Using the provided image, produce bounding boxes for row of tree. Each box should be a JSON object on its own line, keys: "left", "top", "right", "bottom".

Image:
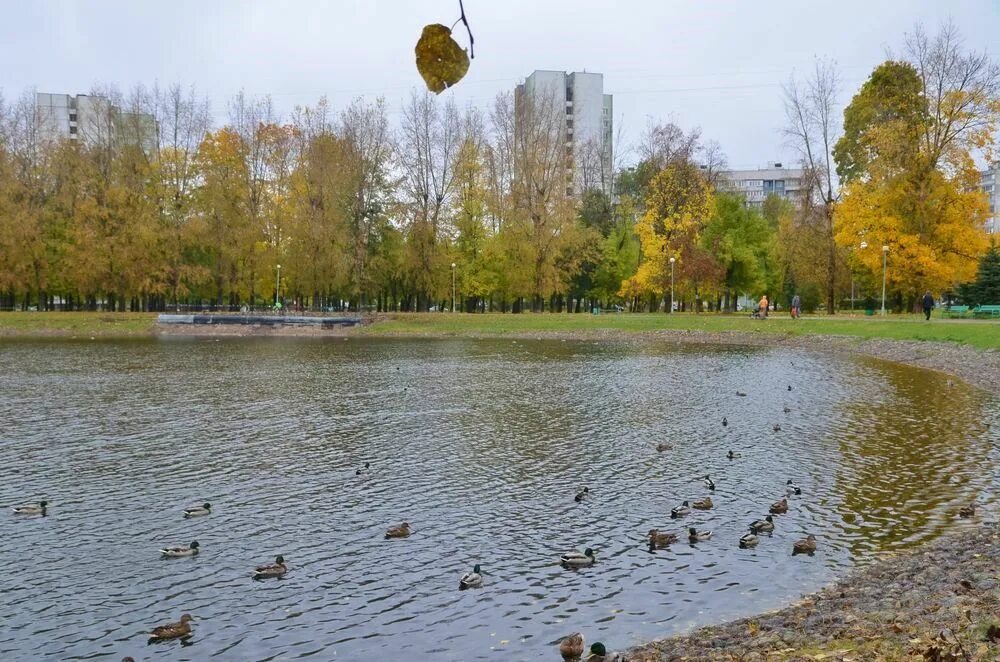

{"left": 0, "top": 23, "right": 996, "bottom": 313}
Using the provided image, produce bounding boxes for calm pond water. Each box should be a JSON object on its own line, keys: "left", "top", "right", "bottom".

{"left": 1, "top": 337, "right": 996, "bottom": 661}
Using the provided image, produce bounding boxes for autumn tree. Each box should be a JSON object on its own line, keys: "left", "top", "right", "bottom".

{"left": 783, "top": 58, "right": 843, "bottom": 314}
{"left": 833, "top": 24, "right": 998, "bottom": 305}
{"left": 622, "top": 160, "right": 717, "bottom": 311}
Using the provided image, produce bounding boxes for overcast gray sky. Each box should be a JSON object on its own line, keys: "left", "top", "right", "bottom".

{"left": 2, "top": 0, "right": 998, "bottom": 169}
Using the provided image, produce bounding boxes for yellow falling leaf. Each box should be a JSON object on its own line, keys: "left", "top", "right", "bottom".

{"left": 415, "top": 24, "right": 469, "bottom": 94}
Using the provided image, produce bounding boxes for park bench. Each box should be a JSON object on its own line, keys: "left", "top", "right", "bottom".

{"left": 943, "top": 305, "right": 970, "bottom": 318}
{"left": 973, "top": 304, "right": 1000, "bottom": 318}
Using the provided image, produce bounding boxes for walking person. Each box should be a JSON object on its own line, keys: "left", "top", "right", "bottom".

{"left": 791, "top": 293, "right": 801, "bottom": 319}
{"left": 759, "top": 294, "right": 769, "bottom": 319}
{"left": 922, "top": 291, "right": 935, "bottom": 321}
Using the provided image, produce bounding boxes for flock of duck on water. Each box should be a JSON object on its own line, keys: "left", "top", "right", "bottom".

{"left": 9, "top": 383, "right": 980, "bottom": 662}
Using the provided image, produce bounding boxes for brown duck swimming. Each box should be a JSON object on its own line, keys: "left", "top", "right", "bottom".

{"left": 147, "top": 614, "right": 193, "bottom": 644}
{"left": 559, "top": 632, "right": 584, "bottom": 660}
{"left": 385, "top": 522, "right": 411, "bottom": 539}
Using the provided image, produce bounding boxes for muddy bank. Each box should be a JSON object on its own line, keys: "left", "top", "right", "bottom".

{"left": 627, "top": 524, "right": 999, "bottom": 661}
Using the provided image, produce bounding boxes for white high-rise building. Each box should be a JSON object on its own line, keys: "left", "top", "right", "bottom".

{"left": 515, "top": 70, "right": 613, "bottom": 197}
{"left": 979, "top": 165, "right": 998, "bottom": 234}
{"left": 716, "top": 163, "right": 806, "bottom": 208}
{"left": 35, "top": 92, "right": 157, "bottom": 153}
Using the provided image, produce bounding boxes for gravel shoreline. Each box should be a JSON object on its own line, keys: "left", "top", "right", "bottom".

{"left": 627, "top": 524, "right": 999, "bottom": 661}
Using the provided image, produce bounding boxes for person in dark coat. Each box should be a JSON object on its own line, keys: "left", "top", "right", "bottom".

{"left": 922, "top": 291, "right": 935, "bottom": 321}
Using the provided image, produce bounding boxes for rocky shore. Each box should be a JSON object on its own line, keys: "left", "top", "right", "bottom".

{"left": 627, "top": 524, "right": 999, "bottom": 661}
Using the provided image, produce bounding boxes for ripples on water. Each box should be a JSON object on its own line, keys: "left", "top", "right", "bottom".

{"left": 0, "top": 338, "right": 995, "bottom": 660}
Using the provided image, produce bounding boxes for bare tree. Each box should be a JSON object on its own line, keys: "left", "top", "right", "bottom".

{"left": 905, "top": 21, "right": 1000, "bottom": 172}
{"left": 339, "top": 96, "right": 394, "bottom": 307}
{"left": 698, "top": 139, "right": 728, "bottom": 188}
{"left": 783, "top": 58, "right": 841, "bottom": 314}
{"left": 638, "top": 118, "right": 701, "bottom": 169}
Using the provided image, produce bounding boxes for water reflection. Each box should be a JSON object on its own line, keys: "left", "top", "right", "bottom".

{"left": 0, "top": 337, "right": 994, "bottom": 660}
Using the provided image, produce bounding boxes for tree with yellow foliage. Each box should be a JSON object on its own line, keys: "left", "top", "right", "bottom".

{"left": 621, "top": 161, "right": 716, "bottom": 311}
{"left": 833, "top": 24, "right": 998, "bottom": 308}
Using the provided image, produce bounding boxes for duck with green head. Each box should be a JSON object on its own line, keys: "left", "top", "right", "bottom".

{"left": 12, "top": 500, "right": 47, "bottom": 516}
{"left": 459, "top": 563, "right": 482, "bottom": 589}
{"left": 670, "top": 501, "right": 690, "bottom": 518}
{"left": 253, "top": 555, "right": 287, "bottom": 579}
{"left": 183, "top": 503, "right": 211, "bottom": 518}
{"left": 560, "top": 548, "right": 595, "bottom": 567}
{"left": 750, "top": 515, "right": 774, "bottom": 533}
{"left": 688, "top": 527, "right": 711, "bottom": 543}
{"left": 585, "top": 642, "right": 629, "bottom": 661}
{"left": 739, "top": 528, "right": 759, "bottom": 548}
{"left": 160, "top": 541, "right": 199, "bottom": 558}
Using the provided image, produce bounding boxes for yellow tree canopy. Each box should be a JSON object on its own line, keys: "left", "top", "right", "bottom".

{"left": 834, "top": 162, "right": 989, "bottom": 295}
{"left": 622, "top": 162, "right": 714, "bottom": 298}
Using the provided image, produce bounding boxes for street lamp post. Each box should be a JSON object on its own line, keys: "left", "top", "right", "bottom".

{"left": 880, "top": 245, "right": 889, "bottom": 316}
{"left": 275, "top": 264, "right": 281, "bottom": 308}
{"left": 855, "top": 241, "right": 868, "bottom": 314}
{"left": 451, "top": 262, "right": 456, "bottom": 313}
{"left": 669, "top": 256, "right": 676, "bottom": 314}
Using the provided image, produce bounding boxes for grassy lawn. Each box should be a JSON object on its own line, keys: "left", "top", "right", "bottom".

{"left": 0, "top": 312, "right": 156, "bottom": 337}
{"left": 367, "top": 312, "right": 1000, "bottom": 349}
{"left": 0, "top": 311, "right": 996, "bottom": 349}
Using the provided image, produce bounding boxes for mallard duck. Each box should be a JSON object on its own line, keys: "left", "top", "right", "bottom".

{"left": 147, "top": 614, "right": 193, "bottom": 644}
{"left": 560, "top": 548, "right": 596, "bottom": 567}
{"left": 459, "top": 563, "right": 483, "bottom": 589}
{"left": 656, "top": 442, "right": 672, "bottom": 452}
{"left": 11, "top": 500, "right": 47, "bottom": 516}
{"left": 786, "top": 480, "right": 802, "bottom": 496}
{"left": 253, "top": 555, "right": 287, "bottom": 579}
{"left": 772, "top": 424, "right": 782, "bottom": 432}
{"left": 183, "top": 503, "right": 211, "bottom": 518}
{"left": 722, "top": 417, "right": 728, "bottom": 427}
{"left": 355, "top": 462, "right": 370, "bottom": 476}
{"left": 792, "top": 534, "right": 817, "bottom": 555}
{"left": 702, "top": 475, "right": 716, "bottom": 491}
{"left": 559, "top": 632, "right": 585, "bottom": 660}
{"left": 575, "top": 487, "right": 590, "bottom": 502}
{"left": 739, "top": 530, "right": 759, "bottom": 548}
{"left": 692, "top": 496, "right": 713, "bottom": 510}
{"left": 770, "top": 497, "right": 788, "bottom": 514}
{"left": 647, "top": 529, "right": 678, "bottom": 549}
{"left": 750, "top": 515, "right": 774, "bottom": 533}
{"left": 727, "top": 450, "right": 740, "bottom": 459}
{"left": 160, "top": 541, "right": 199, "bottom": 558}
{"left": 688, "top": 527, "right": 711, "bottom": 542}
{"left": 385, "top": 522, "right": 411, "bottom": 539}
{"left": 586, "top": 641, "right": 629, "bottom": 661}
{"left": 670, "top": 501, "right": 690, "bottom": 518}
{"left": 736, "top": 391, "right": 747, "bottom": 397}
{"left": 958, "top": 504, "right": 976, "bottom": 518}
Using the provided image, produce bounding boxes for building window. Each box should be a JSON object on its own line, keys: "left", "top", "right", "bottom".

{"left": 565, "top": 86, "right": 573, "bottom": 102}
